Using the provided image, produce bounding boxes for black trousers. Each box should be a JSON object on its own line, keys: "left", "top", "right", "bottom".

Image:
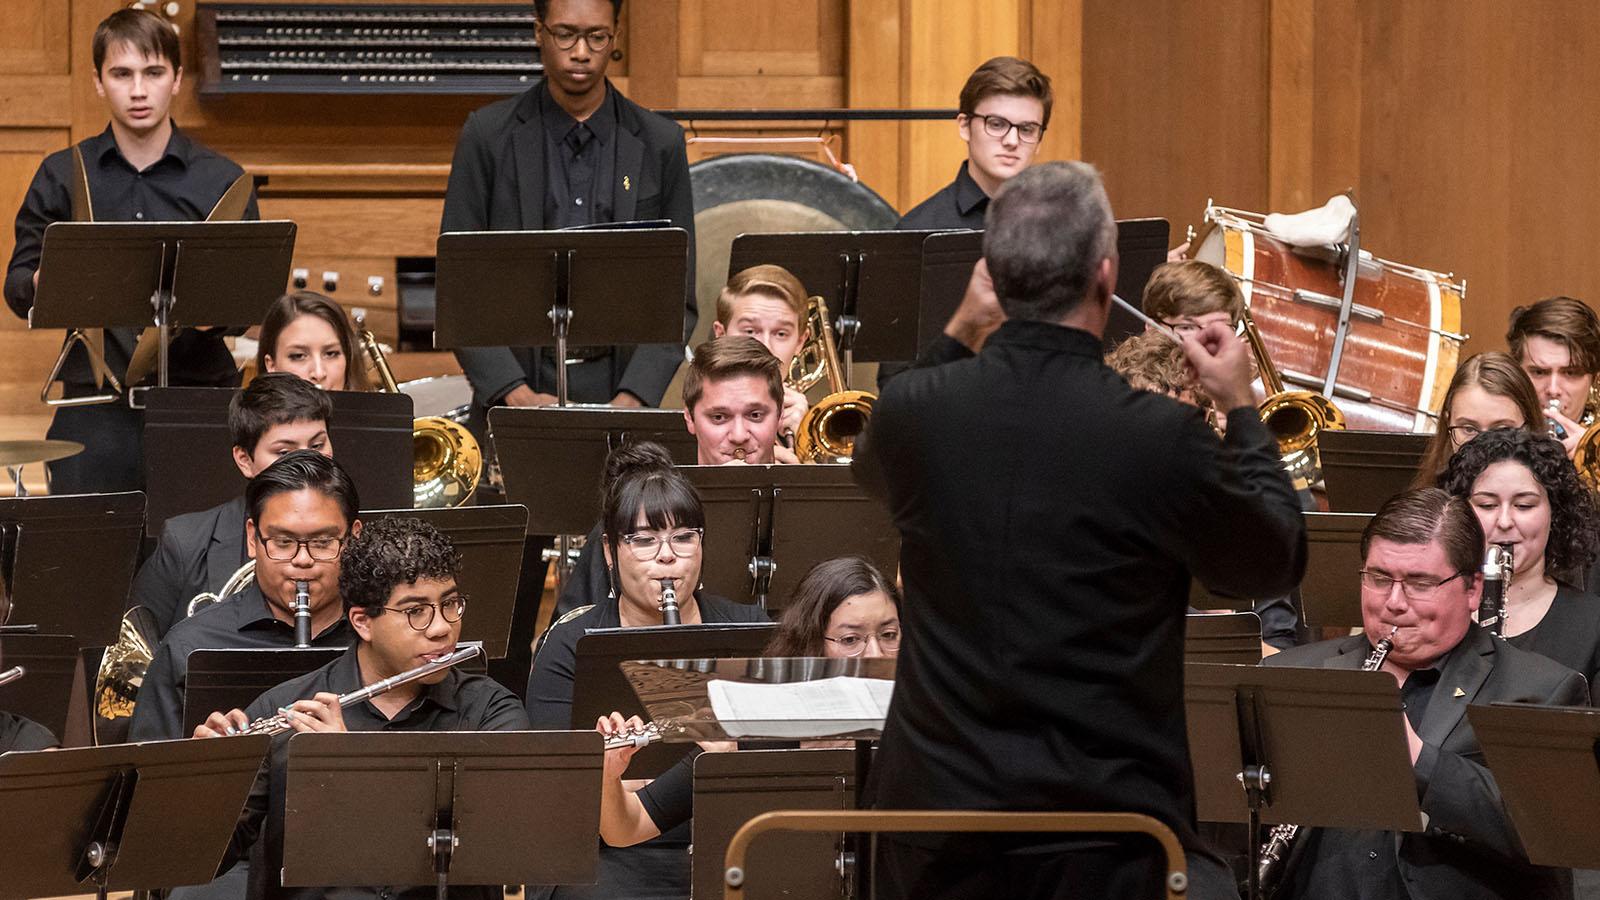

{"left": 44, "top": 399, "right": 143, "bottom": 495}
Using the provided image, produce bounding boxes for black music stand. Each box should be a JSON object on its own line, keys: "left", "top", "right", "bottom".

{"left": 728, "top": 231, "right": 927, "bottom": 372}
{"left": 571, "top": 622, "right": 775, "bottom": 778}
{"left": 1320, "top": 430, "right": 1430, "bottom": 513}
{"left": 693, "top": 748, "right": 856, "bottom": 900}
{"left": 434, "top": 228, "right": 690, "bottom": 405}
{"left": 487, "top": 406, "right": 700, "bottom": 536}
{"left": 1185, "top": 613, "right": 1263, "bottom": 665}
{"left": 362, "top": 504, "right": 529, "bottom": 657}
{"left": 281, "top": 731, "right": 603, "bottom": 898}
{"left": 32, "top": 221, "right": 295, "bottom": 399}
{"left": 1185, "top": 663, "right": 1422, "bottom": 900}
{"left": 0, "top": 734, "right": 271, "bottom": 900}
{"left": 142, "top": 387, "right": 414, "bottom": 533}
{"left": 1469, "top": 702, "right": 1600, "bottom": 869}
{"left": 1102, "top": 218, "right": 1173, "bottom": 348}
{"left": 0, "top": 632, "right": 78, "bottom": 743}
{"left": 1297, "top": 512, "right": 1372, "bottom": 629}
{"left": 0, "top": 492, "right": 145, "bottom": 647}
{"left": 679, "top": 464, "right": 899, "bottom": 611}
{"left": 182, "top": 647, "right": 344, "bottom": 734}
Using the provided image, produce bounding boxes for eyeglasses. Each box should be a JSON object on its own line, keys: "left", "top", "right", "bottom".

{"left": 1359, "top": 569, "right": 1465, "bottom": 600}
{"left": 1448, "top": 424, "right": 1488, "bottom": 447}
{"left": 973, "top": 114, "right": 1045, "bottom": 144}
{"left": 822, "top": 629, "right": 901, "bottom": 657}
{"left": 380, "top": 597, "right": 467, "bottom": 632}
{"left": 256, "top": 533, "right": 345, "bottom": 561}
{"left": 541, "top": 24, "right": 614, "bottom": 52}
{"left": 620, "top": 528, "right": 704, "bottom": 561}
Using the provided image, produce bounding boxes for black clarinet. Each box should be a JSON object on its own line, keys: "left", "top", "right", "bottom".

{"left": 293, "top": 579, "right": 312, "bottom": 648}
{"left": 1480, "top": 543, "right": 1515, "bottom": 636}
{"left": 659, "top": 577, "right": 681, "bottom": 626}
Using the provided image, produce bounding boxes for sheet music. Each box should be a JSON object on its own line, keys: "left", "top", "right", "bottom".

{"left": 705, "top": 676, "right": 894, "bottom": 738}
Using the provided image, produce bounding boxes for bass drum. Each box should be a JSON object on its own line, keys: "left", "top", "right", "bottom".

{"left": 1195, "top": 206, "right": 1465, "bottom": 433}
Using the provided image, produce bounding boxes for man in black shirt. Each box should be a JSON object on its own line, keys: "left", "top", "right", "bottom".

{"left": 129, "top": 374, "right": 334, "bottom": 640}
{"left": 4, "top": 10, "right": 257, "bottom": 494}
{"left": 197, "top": 516, "right": 528, "bottom": 900}
{"left": 441, "top": 0, "right": 695, "bottom": 417}
{"left": 853, "top": 161, "right": 1306, "bottom": 899}
{"left": 1267, "top": 488, "right": 1585, "bottom": 900}
{"left": 129, "top": 451, "right": 360, "bottom": 742}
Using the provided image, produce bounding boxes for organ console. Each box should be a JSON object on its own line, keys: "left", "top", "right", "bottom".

{"left": 194, "top": 3, "right": 545, "bottom": 95}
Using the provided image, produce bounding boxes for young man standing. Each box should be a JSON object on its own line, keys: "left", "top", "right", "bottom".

{"left": 442, "top": 0, "right": 695, "bottom": 419}
{"left": 128, "top": 373, "right": 334, "bottom": 639}
{"left": 710, "top": 264, "right": 812, "bottom": 440}
{"left": 681, "top": 336, "right": 789, "bottom": 466}
{"left": 4, "top": 9, "right": 257, "bottom": 494}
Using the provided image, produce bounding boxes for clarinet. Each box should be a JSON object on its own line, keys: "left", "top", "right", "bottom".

{"left": 0, "top": 665, "right": 24, "bottom": 687}
{"left": 659, "top": 577, "right": 681, "bottom": 626}
{"left": 1480, "top": 543, "right": 1515, "bottom": 636}
{"left": 1257, "top": 625, "right": 1397, "bottom": 896}
{"left": 238, "top": 643, "right": 482, "bottom": 735}
{"left": 292, "top": 579, "right": 312, "bottom": 648}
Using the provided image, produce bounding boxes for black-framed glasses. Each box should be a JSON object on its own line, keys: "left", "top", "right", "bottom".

{"left": 973, "top": 113, "right": 1044, "bottom": 144}
{"left": 1448, "top": 423, "right": 1487, "bottom": 446}
{"left": 823, "top": 629, "right": 902, "bottom": 657}
{"left": 620, "top": 528, "right": 704, "bottom": 561}
{"left": 256, "top": 533, "right": 346, "bottom": 561}
{"left": 1358, "top": 569, "right": 1464, "bottom": 600}
{"left": 541, "top": 23, "right": 614, "bottom": 52}
{"left": 381, "top": 597, "right": 467, "bottom": 631}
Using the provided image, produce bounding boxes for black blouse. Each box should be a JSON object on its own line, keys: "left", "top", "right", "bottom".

{"left": 1506, "top": 581, "right": 1600, "bottom": 700}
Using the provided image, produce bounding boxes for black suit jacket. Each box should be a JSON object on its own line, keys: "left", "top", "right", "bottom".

{"left": 852, "top": 322, "right": 1306, "bottom": 847}
{"left": 440, "top": 80, "right": 695, "bottom": 407}
{"left": 126, "top": 495, "right": 248, "bottom": 639}
{"left": 1267, "top": 626, "right": 1588, "bottom": 900}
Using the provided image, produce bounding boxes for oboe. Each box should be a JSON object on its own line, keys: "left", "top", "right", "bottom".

{"left": 0, "top": 665, "right": 24, "bottom": 687}
{"left": 238, "top": 643, "right": 483, "bottom": 735}
{"left": 659, "top": 577, "right": 680, "bottom": 626}
{"left": 1480, "top": 543, "right": 1515, "bottom": 636}
{"left": 1257, "top": 625, "right": 1397, "bottom": 896}
{"left": 292, "top": 579, "right": 312, "bottom": 648}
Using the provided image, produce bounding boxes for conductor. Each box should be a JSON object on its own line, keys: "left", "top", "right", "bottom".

{"left": 853, "top": 161, "right": 1307, "bottom": 899}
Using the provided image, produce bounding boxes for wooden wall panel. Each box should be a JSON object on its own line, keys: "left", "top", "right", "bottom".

{"left": 0, "top": 0, "right": 70, "bottom": 75}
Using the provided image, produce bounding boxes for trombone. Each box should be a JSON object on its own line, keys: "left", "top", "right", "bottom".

{"left": 787, "top": 297, "right": 876, "bottom": 463}
{"left": 1239, "top": 305, "right": 1346, "bottom": 484}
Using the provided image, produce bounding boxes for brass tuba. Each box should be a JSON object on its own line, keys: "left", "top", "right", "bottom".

{"left": 356, "top": 314, "right": 483, "bottom": 508}
{"left": 1239, "top": 304, "right": 1345, "bottom": 483}
{"left": 789, "top": 296, "right": 876, "bottom": 463}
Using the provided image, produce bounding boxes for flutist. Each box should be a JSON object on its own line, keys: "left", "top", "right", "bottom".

{"left": 195, "top": 516, "right": 528, "bottom": 900}
{"left": 1265, "top": 488, "right": 1585, "bottom": 900}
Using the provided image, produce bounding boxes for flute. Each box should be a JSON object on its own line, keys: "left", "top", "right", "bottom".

{"left": 238, "top": 643, "right": 483, "bottom": 735}
{"left": 603, "top": 722, "right": 664, "bottom": 751}
{"left": 0, "top": 665, "right": 24, "bottom": 688}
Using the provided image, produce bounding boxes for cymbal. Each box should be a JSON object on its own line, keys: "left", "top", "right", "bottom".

{"left": 0, "top": 440, "right": 84, "bottom": 467}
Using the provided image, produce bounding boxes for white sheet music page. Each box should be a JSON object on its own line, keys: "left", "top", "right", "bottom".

{"left": 706, "top": 676, "right": 895, "bottom": 738}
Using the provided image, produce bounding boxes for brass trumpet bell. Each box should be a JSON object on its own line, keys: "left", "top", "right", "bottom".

{"left": 414, "top": 416, "right": 482, "bottom": 508}
{"left": 795, "top": 390, "right": 875, "bottom": 463}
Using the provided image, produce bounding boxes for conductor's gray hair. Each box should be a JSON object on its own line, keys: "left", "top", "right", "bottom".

{"left": 982, "top": 161, "right": 1117, "bottom": 322}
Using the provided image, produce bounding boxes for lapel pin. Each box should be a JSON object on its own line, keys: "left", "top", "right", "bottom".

{"left": 1453, "top": 687, "right": 1466, "bottom": 698}
{"left": 623, "top": 175, "right": 631, "bottom": 192}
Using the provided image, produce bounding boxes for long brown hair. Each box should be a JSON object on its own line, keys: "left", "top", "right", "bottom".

{"left": 1414, "top": 352, "right": 1542, "bottom": 487}
{"left": 765, "top": 557, "right": 901, "bottom": 657}
{"left": 256, "top": 291, "right": 370, "bottom": 391}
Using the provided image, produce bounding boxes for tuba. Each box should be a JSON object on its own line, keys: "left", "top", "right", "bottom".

{"left": 1239, "top": 304, "right": 1345, "bottom": 484}
{"left": 789, "top": 297, "right": 876, "bottom": 463}
{"left": 356, "top": 314, "right": 483, "bottom": 508}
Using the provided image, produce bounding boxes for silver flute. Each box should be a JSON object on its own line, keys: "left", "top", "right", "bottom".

{"left": 0, "top": 665, "right": 24, "bottom": 687}
{"left": 1256, "top": 625, "right": 1397, "bottom": 896}
{"left": 603, "top": 722, "right": 664, "bottom": 751}
{"left": 292, "top": 579, "right": 313, "bottom": 649}
{"left": 238, "top": 643, "right": 483, "bottom": 735}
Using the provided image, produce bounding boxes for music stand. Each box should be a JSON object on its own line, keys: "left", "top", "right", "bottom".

{"left": 32, "top": 221, "right": 295, "bottom": 398}
{"left": 0, "top": 632, "right": 78, "bottom": 743}
{"left": 0, "top": 492, "right": 145, "bottom": 647}
{"left": 571, "top": 622, "right": 775, "bottom": 778}
{"left": 0, "top": 733, "right": 272, "bottom": 900}
{"left": 1185, "top": 662, "right": 1422, "bottom": 900}
{"left": 487, "top": 406, "right": 700, "bottom": 536}
{"left": 142, "top": 387, "right": 414, "bottom": 534}
{"left": 1102, "top": 218, "right": 1173, "bottom": 348}
{"left": 1185, "top": 613, "right": 1263, "bottom": 665}
{"left": 182, "top": 647, "right": 344, "bottom": 734}
{"left": 1297, "top": 512, "right": 1372, "bottom": 629}
{"left": 1469, "top": 702, "right": 1600, "bottom": 869}
{"left": 693, "top": 748, "right": 856, "bottom": 900}
{"left": 361, "top": 505, "right": 529, "bottom": 658}
{"left": 434, "top": 228, "right": 690, "bottom": 405}
{"left": 282, "top": 731, "right": 602, "bottom": 897}
{"left": 728, "top": 231, "right": 927, "bottom": 372}
{"left": 1320, "top": 430, "right": 1430, "bottom": 513}
{"left": 679, "top": 464, "right": 899, "bottom": 612}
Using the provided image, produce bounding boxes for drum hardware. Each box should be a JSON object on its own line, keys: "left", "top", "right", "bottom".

{"left": 367, "top": 276, "right": 385, "bottom": 297}
{"left": 1229, "top": 276, "right": 1468, "bottom": 341}
{"left": 0, "top": 439, "right": 84, "bottom": 497}
{"left": 0, "top": 664, "right": 24, "bottom": 687}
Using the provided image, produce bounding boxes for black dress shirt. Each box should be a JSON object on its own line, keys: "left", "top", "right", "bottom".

{"left": 896, "top": 161, "right": 990, "bottom": 232}
{"left": 854, "top": 320, "right": 1306, "bottom": 850}
{"left": 5, "top": 123, "right": 257, "bottom": 387}
{"left": 542, "top": 85, "right": 617, "bottom": 228}
{"left": 0, "top": 711, "right": 58, "bottom": 752}
{"left": 128, "top": 583, "right": 354, "bottom": 742}
{"left": 127, "top": 495, "right": 250, "bottom": 639}
{"left": 1507, "top": 581, "right": 1600, "bottom": 702}
{"left": 227, "top": 647, "right": 530, "bottom": 900}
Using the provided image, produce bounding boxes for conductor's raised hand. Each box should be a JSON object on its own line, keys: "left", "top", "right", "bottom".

{"left": 194, "top": 708, "right": 251, "bottom": 739}
{"left": 944, "top": 258, "right": 1005, "bottom": 353}
{"left": 1179, "top": 320, "right": 1255, "bottom": 413}
{"left": 283, "top": 692, "right": 346, "bottom": 733}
